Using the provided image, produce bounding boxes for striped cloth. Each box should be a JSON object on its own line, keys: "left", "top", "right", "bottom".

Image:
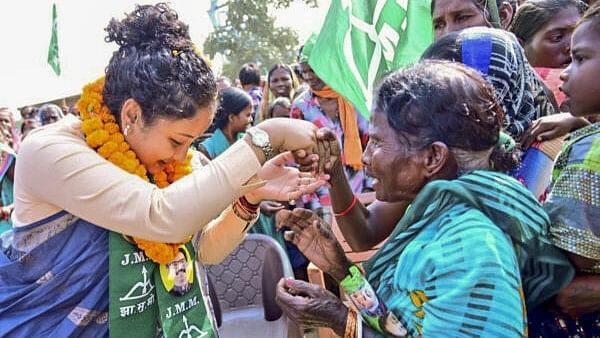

{"left": 364, "top": 171, "right": 573, "bottom": 337}
{"left": 546, "top": 122, "right": 600, "bottom": 272}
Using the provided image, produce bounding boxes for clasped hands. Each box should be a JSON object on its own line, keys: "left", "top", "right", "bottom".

{"left": 245, "top": 127, "right": 341, "bottom": 204}
{"left": 246, "top": 124, "right": 353, "bottom": 334}
{"left": 245, "top": 124, "right": 382, "bottom": 336}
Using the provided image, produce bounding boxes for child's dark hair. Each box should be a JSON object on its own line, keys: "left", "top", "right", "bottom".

{"left": 103, "top": 3, "right": 216, "bottom": 126}
{"left": 421, "top": 32, "right": 461, "bottom": 61}
{"left": 239, "top": 63, "right": 261, "bottom": 86}
{"left": 211, "top": 87, "right": 252, "bottom": 130}
{"left": 267, "top": 97, "right": 291, "bottom": 118}
{"left": 375, "top": 60, "right": 519, "bottom": 172}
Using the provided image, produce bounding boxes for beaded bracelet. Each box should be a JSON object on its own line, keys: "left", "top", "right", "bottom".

{"left": 344, "top": 307, "right": 358, "bottom": 338}
{"left": 235, "top": 196, "right": 259, "bottom": 216}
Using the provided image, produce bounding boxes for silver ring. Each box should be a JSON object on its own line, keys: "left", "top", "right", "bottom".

{"left": 288, "top": 193, "right": 296, "bottom": 206}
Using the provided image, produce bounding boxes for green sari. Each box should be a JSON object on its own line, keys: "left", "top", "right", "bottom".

{"left": 364, "top": 171, "right": 573, "bottom": 337}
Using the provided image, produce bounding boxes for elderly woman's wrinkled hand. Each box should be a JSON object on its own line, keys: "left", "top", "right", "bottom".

{"left": 292, "top": 128, "right": 341, "bottom": 175}
{"left": 276, "top": 208, "right": 351, "bottom": 281}
{"left": 275, "top": 278, "right": 348, "bottom": 336}
{"left": 245, "top": 152, "right": 329, "bottom": 204}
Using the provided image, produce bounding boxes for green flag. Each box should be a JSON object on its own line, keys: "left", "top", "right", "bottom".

{"left": 48, "top": 3, "right": 61, "bottom": 76}
{"left": 308, "top": 0, "right": 434, "bottom": 118}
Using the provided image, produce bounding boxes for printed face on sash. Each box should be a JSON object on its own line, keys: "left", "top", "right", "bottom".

{"left": 350, "top": 285, "right": 378, "bottom": 311}
{"left": 381, "top": 312, "right": 408, "bottom": 337}
{"left": 159, "top": 246, "right": 194, "bottom": 297}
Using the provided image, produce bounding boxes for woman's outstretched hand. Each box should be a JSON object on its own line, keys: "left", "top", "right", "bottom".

{"left": 277, "top": 208, "right": 351, "bottom": 282}
{"left": 245, "top": 152, "right": 329, "bottom": 204}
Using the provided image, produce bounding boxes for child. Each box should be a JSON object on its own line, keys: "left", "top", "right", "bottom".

{"left": 529, "top": 3, "right": 600, "bottom": 336}
{"left": 267, "top": 97, "right": 292, "bottom": 119}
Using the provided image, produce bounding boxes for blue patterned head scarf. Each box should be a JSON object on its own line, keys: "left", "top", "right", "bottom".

{"left": 458, "top": 27, "right": 555, "bottom": 139}
{"left": 423, "top": 27, "right": 556, "bottom": 139}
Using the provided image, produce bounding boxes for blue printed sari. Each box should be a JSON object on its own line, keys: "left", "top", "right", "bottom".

{"left": 0, "top": 212, "right": 108, "bottom": 336}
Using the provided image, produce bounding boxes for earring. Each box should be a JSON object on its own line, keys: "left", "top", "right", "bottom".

{"left": 124, "top": 125, "right": 130, "bottom": 137}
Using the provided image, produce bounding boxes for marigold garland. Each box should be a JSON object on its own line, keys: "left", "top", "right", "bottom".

{"left": 77, "top": 77, "right": 193, "bottom": 264}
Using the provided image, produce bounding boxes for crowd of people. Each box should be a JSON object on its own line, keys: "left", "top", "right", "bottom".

{"left": 0, "top": 0, "right": 599, "bottom": 337}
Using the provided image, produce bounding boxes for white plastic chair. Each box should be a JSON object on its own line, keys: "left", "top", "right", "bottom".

{"left": 206, "top": 234, "right": 293, "bottom": 338}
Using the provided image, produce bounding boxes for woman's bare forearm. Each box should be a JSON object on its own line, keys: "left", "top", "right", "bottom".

{"left": 329, "top": 163, "right": 407, "bottom": 251}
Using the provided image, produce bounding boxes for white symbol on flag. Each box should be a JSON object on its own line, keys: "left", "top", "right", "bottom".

{"left": 178, "top": 315, "right": 207, "bottom": 338}
{"left": 340, "top": 0, "right": 406, "bottom": 110}
{"left": 119, "top": 265, "right": 155, "bottom": 301}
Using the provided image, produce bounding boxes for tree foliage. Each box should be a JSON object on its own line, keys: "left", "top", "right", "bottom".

{"left": 203, "top": 0, "right": 318, "bottom": 79}
{"left": 274, "top": 0, "right": 318, "bottom": 8}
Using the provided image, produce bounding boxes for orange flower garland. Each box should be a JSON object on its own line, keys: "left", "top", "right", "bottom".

{"left": 77, "top": 77, "right": 193, "bottom": 264}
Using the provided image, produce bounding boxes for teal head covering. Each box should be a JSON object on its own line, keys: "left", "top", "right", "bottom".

{"left": 298, "top": 33, "right": 318, "bottom": 64}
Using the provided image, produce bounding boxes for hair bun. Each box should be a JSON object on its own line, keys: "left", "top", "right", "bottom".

{"left": 105, "top": 3, "right": 191, "bottom": 52}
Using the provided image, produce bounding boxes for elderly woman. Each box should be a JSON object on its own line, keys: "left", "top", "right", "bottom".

{"left": 276, "top": 61, "right": 573, "bottom": 337}
{"left": 0, "top": 107, "right": 21, "bottom": 151}
{"left": 299, "top": 27, "right": 563, "bottom": 253}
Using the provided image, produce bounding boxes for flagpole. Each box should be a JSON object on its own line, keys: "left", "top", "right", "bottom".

{"left": 47, "top": 3, "right": 61, "bottom": 76}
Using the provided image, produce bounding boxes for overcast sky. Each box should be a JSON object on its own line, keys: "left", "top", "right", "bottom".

{"left": 0, "top": 0, "right": 330, "bottom": 108}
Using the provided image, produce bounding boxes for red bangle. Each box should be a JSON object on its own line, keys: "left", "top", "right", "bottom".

{"left": 239, "top": 196, "right": 259, "bottom": 213}
{"left": 334, "top": 195, "right": 357, "bottom": 217}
